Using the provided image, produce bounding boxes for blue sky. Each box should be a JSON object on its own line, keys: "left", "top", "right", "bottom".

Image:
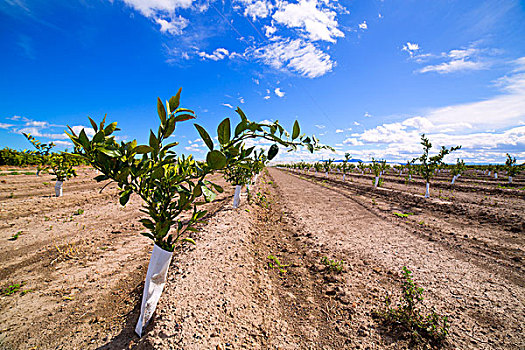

{"left": 1, "top": 0, "right": 524, "bottom": 163}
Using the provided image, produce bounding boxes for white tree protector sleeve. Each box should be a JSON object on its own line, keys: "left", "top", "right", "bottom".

{"left": 343, "top": 174, "right": 345, "bottom": 181}
{"left": 425, "top": 182, "right": 430, "bottom": 198}
{"left": 374, "top": 176, "right": 379, "bottom": 187}
{"left": 488, "top": 171, "right": 491, "bottom": 176}
{"left": 451, "top": 175, "right": 456, "bottom": 184}
{"left": 233, "top": 185, "right": 241, "bottom": 208}
{"left": 495, "top": 172, "right": 498, "bottom": 179}
{"left": 55, "top": 181, "right": 63, "bottom": 197}
{"left": 135, "top": 244, "right": 173, "bottom": 337}
{"left": 409, "top": 174, "right": 412, "bottom": 181}
{"left": 509, "top": 176, "right": 513, "bottom": 183}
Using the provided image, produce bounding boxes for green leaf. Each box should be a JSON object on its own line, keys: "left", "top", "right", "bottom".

{"left": 133, "top": 145, "right": 153, "bottom": 154}
{"left": 292, "top": 120, "right": 300, "bottom": 140}
{"left": 236, "top": 107, "right": 248, "bottom": 121}
{"left": 140, "top": 232, "right": 155, "bottom": 240}
{"left": 217, "top": 118, "right": 231, "bottom": 145}
{"left": 152, "top": 166, "right": 165, "bottom": 179}
{"left": 194, "top": 124, "right": 214, "bottom": 151}
{"left": 164, "top": 117, "right": 176, "bottom": 138}
{"left": 99, "top": 148, "right": 122, "bottom": 157}
{"left": 206, "top": 150, "right": 227, "bottom": 169}
{"left": 119, "top": 189, "right": 131, "bottom": 206}
{"left": 157, "top": 97, "right": 166, "bottom": 124}
{"left": 234, "top": 121, "right": 248, "bottom": 136}
{"left": 201, "top": 184, "right": 216, "bottom": 202}
{"left": 268, "top": 144, "right": 279, "bottom": 160}
{"left": 174, "top": 113, "right": 195, "bottom": 122}
{"left": 149, "top": 130, "right": 159, "bottom": 150}
{"left": 92, "top": 131, "right": 105, "bottom": 143}
{"left": 139, "top": 218, "right": 155, "bottom": 230}
{"left": 169, "top": 88, "right": 181, "bottom": 113}
{"left": 182, "top": 237, "right": 196, "bottom": 245}
{"left": 88, "top": 117, "right": 98, "bottom": 132}
{"left": 78, "top": 129, "right": 90, "bottom": 150}
{"left": 94, "top": 174, "right": 108, "bottom": 182}
{"left": 104, "top": 122, "right": 118, "bottom": 135}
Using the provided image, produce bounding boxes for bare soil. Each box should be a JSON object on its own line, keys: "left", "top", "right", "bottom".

{"left": 1, "top": 166, "right": 523, "bottom": 349}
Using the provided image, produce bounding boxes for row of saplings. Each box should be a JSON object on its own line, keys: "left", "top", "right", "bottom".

{"left": 280, "top": 137, "right": 521, "bottom": 198}
{"left": 47, "top": 89, "right": 325, "bottom": 337}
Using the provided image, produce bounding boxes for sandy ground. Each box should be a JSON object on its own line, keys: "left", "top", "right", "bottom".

{"left": 1, "top": 166, "right": 523, "bottom": 349}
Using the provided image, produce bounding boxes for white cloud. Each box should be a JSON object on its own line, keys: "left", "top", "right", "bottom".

{"left": 353, "top": 121, "right": 360, "bottom": 126}
{"left": 342, "top": 137, "right": 363, "bottom": 146}
{"left": 221, "top": 103, "right": 234, "bottom": 109}
{"left": 121, "top": 0, "right": 193, "bottom": 36}
{"left": 378, "top": 13, "right": 383, "bottom": 19}
{"left": 253, "top": 78, "right": 260, "bottom": 85}
{"left": 364, "top": 112, "right": 371, "bottom": 118}
{"left": 198, "top": 48, "right": 235, "bottom": 61}
{"left": 272, "top": 0, "right": 344, "bottom": 43}
{"left": 239, "top": 97, "right": 245, "bottom": 104}
{"left": 249, "top": 37, "right": 334, "bottom": 78}
{"left": 264, "top": 24, "right": 277, "bottom": 37}
{"left": 358, "top": 21, "right": 367, "bottom": 30}
{"left": 419, "top": 59, "right": 486, "bottom": 74}
{"left": 264, "top": 95, "right": 270, "bottom": 100}
{"left": 70, "top": 125, "right": 96, "bottom": 137}
{"left": 414, "top": 45, "right": 491, "bottom": 74}
{"left": 0, "top": 123, "right": 14, "bottom": 129}
{"left": 155, "top": 16, "right": 188, "bottom": 35}
{"left": 335, "top": 129, "right": 343, "bottom": 133}
{"left": 121, "top": 0, "right": 193, "bottom": 17}
{"left": 402, "top": 42, "right": 420, "bottom": 56}
{"left": 243, "top": 0, "right": 272, "bottom": 20}
{"left": 315, "top": 124, "right": 325, "bottom": 129}
{"left": 274, "top": 88, "right": 285, "bottom": 97}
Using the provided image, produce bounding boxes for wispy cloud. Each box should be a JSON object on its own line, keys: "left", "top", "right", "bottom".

{"left": 274, "top": 88, "right": 285, "bottom": 97}
{"left": 358, "top": 21, "right": 367, "bottom": 30}
{"left": 221, "top": 103, "right": 234, "bottom": 109}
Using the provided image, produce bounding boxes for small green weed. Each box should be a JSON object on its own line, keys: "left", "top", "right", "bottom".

{"left": 43, "top": 182, "right": 50, "bottom": 185}
{"left": 1, "top": 282, "right": 25, "bottom": 296}
{"left": 376, "top": 267, "right": 450, "bottom": 346}
{"left": 74, "top": 209, "right": 84, "bottom": 215}
{"left": 8, "top": 231, "right": 23, "bottom": 241}
{"left": 372, "top": 199, "right": 377, "bottom": 205}
{"left": 268, "top": 255, "right": 289, "bottom": 274}
{"left": 8, "top": 192, "right": 14, "bottom": 198}
{"left": 321, "top": 256, "right": 344, "bottom": 273}
{"left": 393, "top": 212, "right": 414, "bottom": 218}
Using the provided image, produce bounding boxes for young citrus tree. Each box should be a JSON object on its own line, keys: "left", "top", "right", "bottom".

{"left": 66, "top": 89, "right": 324, "bottom": 336}
{"left": 505, "top": 153, "right": 519, "bottom": 183}
{"left": 413, "top": 134, "right": 461, "bottom": 198}
{"left": 23, "top": 133, "right": 55, "bottom": 176}
{"left": 24, "top": 133, "right": 77, "bottom": 196}
{"left": 323, "top": 158, "right": 334, "bottom": 177}
{"left": 450, "top": 158, "right": 465, "bottom": 184}
{"left": 371, "top": 158, "right": 386, "bottom": 188}
{"left": 341, "top": 153, "right": 351, "bottom": 181}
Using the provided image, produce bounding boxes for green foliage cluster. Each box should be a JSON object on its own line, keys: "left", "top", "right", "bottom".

{"left": 24, "top": 134, "right": 78, "bottom": 181}
{"left": 412, "top": 134, "right": 461, "bottom": 184}
{"left": 268, "top": 254, "right": 289, "bottom": 274}
{"left": 379, "top": 267, "right": 450, "bottom": 345}
{"left": 321, "top": 256, "right": 344, "bottom": 273}
{"left": 67, "top": 89, "right": 324, "bottom": 252}
{"left": 451, "top": 158, "right": 466, "bottom": 176}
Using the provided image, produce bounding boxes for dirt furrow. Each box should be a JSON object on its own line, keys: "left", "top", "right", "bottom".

{"left": 270, "top": 168, "right": 524, "bottom": 349}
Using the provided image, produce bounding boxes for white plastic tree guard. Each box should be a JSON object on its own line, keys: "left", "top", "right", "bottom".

{"left": 233, "top": 185, "right": 241, "bottom": 208}
{"left": 424, "top": 182, "right": 430, "bottom": 198}
{"left": 374, "top": 176, "right": 379, "bottom": 187}
{"left": 135, "top": 244, "right": 173, "bottom": 337}
{"left": 509, "top": 176, "right": 513, "bottom": 183}
{"left": 451, "top": 175, "right": 457, "bottom": 184}
{"left": 55, "top": 181, "right": 63, "bottom": 197}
